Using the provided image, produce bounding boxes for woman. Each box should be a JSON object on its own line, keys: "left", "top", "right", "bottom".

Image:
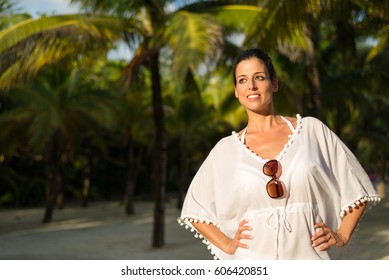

{"left": 178, "top": 48, "right": 380, "bottom": 260}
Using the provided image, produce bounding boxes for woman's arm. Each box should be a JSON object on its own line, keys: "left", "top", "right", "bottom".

{"left": 192, "top": 219, "right": 253, "bottom": 255}
{"left": 312, "top": 202, "right": 367, "bottom": 251}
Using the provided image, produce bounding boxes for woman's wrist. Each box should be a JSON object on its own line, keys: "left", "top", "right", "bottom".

{"left": 334, "top": 232, "right": 349, "bottom": 247}
{"left": 225, "top": 238, "right": 237, "bottom": 255}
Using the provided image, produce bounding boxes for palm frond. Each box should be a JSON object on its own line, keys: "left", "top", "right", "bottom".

{"left": 163, "top": 10, "right": 223, "bottom": 78}
{"left": 0, "top": 14, "right": 133, "bottom": 90}
{"left": 244, "top": 0, "right": 315, "bottom": 55}
{"left": 208, "top": 4, "right": 261, "bottom": 34}
{"left": 366, "top": 24, "right": 389, "bottom": 62}
{"left": 0, "top": 13, "right": 31, "bottom": 30}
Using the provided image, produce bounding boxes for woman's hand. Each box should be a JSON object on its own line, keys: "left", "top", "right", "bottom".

{"left": 311, "top": 222, "right": 346, "bottom": 251}
{"left": 226, "top": 219, "right": 253, "bottom": 254}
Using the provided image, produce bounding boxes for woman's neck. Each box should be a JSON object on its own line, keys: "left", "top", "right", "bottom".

{"left": 246, "top": 112, "right": 281, "bottom": 133}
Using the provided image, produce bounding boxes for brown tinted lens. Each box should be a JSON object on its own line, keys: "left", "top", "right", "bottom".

{"left": 263, "top": 160, "right": 278, "bottom": 176}
{"left": 266, "top": 179, "right": 284, "bottom": 198}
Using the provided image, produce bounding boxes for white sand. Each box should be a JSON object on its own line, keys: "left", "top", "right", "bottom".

{"left": 0, "top": 198, "right": 388, "bottom": 260}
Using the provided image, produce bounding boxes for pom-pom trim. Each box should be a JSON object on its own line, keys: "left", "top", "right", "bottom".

{"left": 340, "top": 195, "right": 381, "bottom": 217}
{"left": 232, "top": 114, "right": 302, "bottom": 163}
{"left": 177, "top": 216, "right": 220, "bottom": 260}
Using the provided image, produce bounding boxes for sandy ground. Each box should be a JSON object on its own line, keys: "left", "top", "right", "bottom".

{"left": 0, "top": 198, "right": 388, "bottom": 260}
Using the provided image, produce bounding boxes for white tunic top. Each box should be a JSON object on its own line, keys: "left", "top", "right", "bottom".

{"left": 178, "top": 114, "right": 380, "bottom": 260}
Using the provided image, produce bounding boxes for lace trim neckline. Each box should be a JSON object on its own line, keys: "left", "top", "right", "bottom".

{"left": 232, "top": 114, "right": 302, "bottom": 163}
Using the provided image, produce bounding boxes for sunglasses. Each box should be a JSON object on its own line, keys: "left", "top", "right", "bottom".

{"left": 263, "top": 159, "right": 285, "bottom": 199}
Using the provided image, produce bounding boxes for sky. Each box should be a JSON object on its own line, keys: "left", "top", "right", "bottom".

{"left": 11, "top": 0, "right": 81, "bottom": 17}
{"left": 10, "top": 0, "right": 131, "bottom": 60}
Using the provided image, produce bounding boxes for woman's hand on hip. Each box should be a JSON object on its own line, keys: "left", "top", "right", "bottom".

{"left": 311, "top": 222, "right": 346, "bottom": 251}
{"left": 226, "top": 219, "right": 253, "bottom": 254}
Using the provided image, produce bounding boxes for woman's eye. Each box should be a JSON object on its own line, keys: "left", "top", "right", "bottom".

{"left": 238, "top": 78, "right": 247, "bottom": 84}
{"left": 255, "top": 75, "right": 265, "bottom": 81}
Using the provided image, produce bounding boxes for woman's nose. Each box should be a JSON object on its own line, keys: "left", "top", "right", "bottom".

{"left": 249, "top": 78, "right": 257, "bottom": 90}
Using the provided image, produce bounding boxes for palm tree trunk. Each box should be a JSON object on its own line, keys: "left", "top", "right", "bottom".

{"left": 306, "top": 20, "right": 322, "bottom": 120}
{"left": 149, "top": 50, "right": 167, "bottom": 248}
{"left": 43, "top": 132, "right": 63, "bottom": 223}
{"left": 123, "top": 138, "right": 143, "bottom": 215}
{"left": 43, "top": 166, "right": 62, "bottom": 223}
{"left": 176, "top": 132, "right": 188, "bottom": 209}
{"left": 124, "top": 139, "right": 135, "bottom": 215}
{"left": 306, "top": 52, "right": 322, "bottom": 119}
{"left": 81, "top": 154, "right": 91, "bottom": 208}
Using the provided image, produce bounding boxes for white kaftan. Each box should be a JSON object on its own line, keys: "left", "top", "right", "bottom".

{"left": 178, "top": 114, "right": 380, "bottom": 260}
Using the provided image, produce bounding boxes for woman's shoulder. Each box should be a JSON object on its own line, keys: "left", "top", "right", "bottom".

{"left": 298, "top": 115, "right": 337, "bottom": 139}
{"left": 282, "top": 114, "right": 331, "bottom": 134}
{"left": 300, "top": 115, "right": 330, "bottom": 128}
{"left": 285, "top": 113, "right": 320, "bottom": 126}
{"left": 213, "top": 134, "right": 236, "bottom": 150}
{"left": 280, "top": 113, "right": 302, "bottom": 129}
{"left": 202, "top": 134, "right": 239, "bottom": 164}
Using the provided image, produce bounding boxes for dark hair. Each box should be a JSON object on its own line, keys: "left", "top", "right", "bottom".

{"left": 233, "top": 48, "right": 276, "bottom": 85}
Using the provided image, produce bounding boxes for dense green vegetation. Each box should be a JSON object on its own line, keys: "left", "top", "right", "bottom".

{"left": 1, "top": 0, "right": 388, "bottom": 247}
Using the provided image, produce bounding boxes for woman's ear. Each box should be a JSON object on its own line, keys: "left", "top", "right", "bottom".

{"left": 272, "top": 79, "right": 279, "bottom": 93}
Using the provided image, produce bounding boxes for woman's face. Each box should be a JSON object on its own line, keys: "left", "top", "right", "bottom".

{"left": 234, "top": 57, "right": 278, "bottom": 114}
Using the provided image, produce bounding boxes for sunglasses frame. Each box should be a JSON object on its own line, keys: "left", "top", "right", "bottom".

{"left": 263, "top": 160, "right": 285, "bottom": 199}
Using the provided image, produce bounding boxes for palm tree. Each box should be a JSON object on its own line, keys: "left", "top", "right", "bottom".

{"left": 0, "top": 65, "right": 119, "bottom": 222}
{"left": 117, "top": 65, "right": 154, "bottom": 215}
